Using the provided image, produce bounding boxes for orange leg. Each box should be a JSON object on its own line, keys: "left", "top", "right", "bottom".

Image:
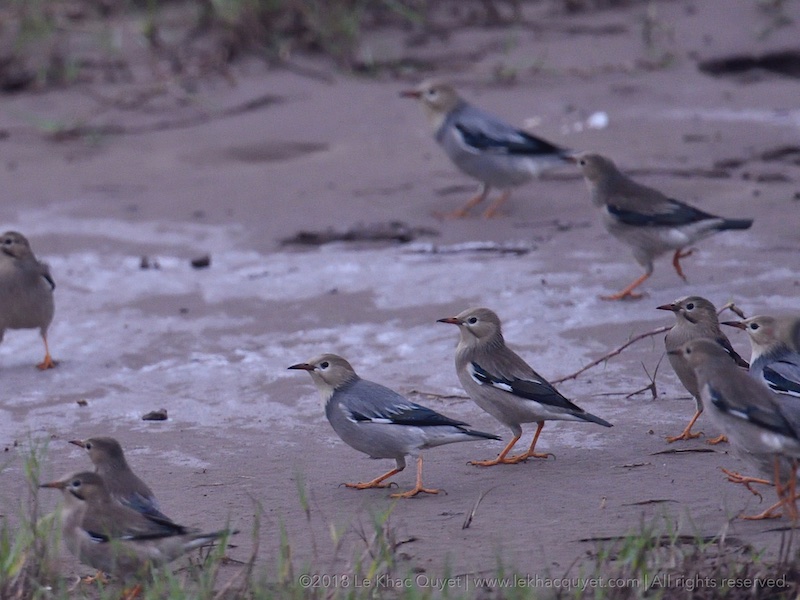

{"left": 482, "top": 190, "right": 511, "bottom": 219}
{"left": 671, "top": 248, "right": 694, "bottom": 281}
{"left": 505, "top": 422, "right": 555, "bottom": 462}
{"left": 344, "top": 467, "right": 402, "bottom": 490}
{"left": 469, "top": 433, "right": 522, "bottom": 467}
{"left": 439, "top": 184, "right": 490, "bottom": 219}
{"left": 721, "top": 468, "right": 771, "bottom": 498}
{"left": 121, "top": 584, "right": 142, "bottom": 600}
{"left": 390, "top": 456, "right": 440, "bottom": 499}
{"left": 740, "top": 458, "right": 796, "bottom": 521}
{"left": 666, "top": 410, "right": 703, "bottom": 443}
{"left": 80, "top": 571, "right": 109, "bottom": 585}
{"left": 706, "top": 434, "right": 728, "bottom": 445}
{"left": 601, "top": 272, "right": 650, "bottom": 301}
{"left": 36, "top": 334, "right": 57, "bottom": 370}
{"left": 741, "top": 500, "right": 784, "bottom": 521}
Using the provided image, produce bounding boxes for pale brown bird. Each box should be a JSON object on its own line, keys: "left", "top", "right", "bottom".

{"left": 658, "top": 296, "right": 748, "bottom": 443}
{"left": 0, "top": 231, "right": 56, "bottom": 369}
{"left": 40, "top": 471, "right": 236, "bottom": 580}
{"left": 70, "top": 437, "right": 170, "bottom": 521}
{"left": 573, "top": 153, "right": 753, "bottom": 300}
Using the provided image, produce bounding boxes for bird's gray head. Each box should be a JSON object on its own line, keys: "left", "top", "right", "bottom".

{"left": 400, "top": 78, "right": 461, "bottom": 124}
{"left": 572, "top": 152, "right": 618, "bottom": 184}
{"left": 0, "top": 231, "right": 33, "bottom": 259}
{"left": 657, "top": 296, "right": 717, "bottom": 326}
{"left": 289, "top": 353, "right": 359, "bottom": 392}
{"left": 671, "top": 338, "right": 731, "bottom": 368}
{"left": 723, "top": 315, "right": 779, "bottom": 352}
{"left": 437, "top": 307, "right": 504, "bottom": 347}
{"left": 70, "top": 437, "right": 128, "bottom": 468}
{"left": 40, "top": 471, "right": 109, "bottom": 503}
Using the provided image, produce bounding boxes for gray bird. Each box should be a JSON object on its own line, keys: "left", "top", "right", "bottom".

{"left": 675, "top": 339, "right": 800, "bottom": 520}
{"left": 401, "top": 78, "right": 570, "bottom": 218}
{"left": 724, "top": 315, "right": 800, "bottom": 399}
{"left": 0, "top": 231, "right": 56, "bottom": 369}
{"left": 437, "top": 307, "right": 612, "bottom": 466}
{"left": 288, "top": 353, "right": 500, "bottom": 498}
{"left": 573, "top": 153, "right": 753, "bottom": 300}
{"left": 657, "top": 296, "right": 749, "bottom": 443}
{"left": 40, "top": 471, "right": 236, "bottom": 580}
{"left": 69, "top": 437, "right": 170, "bottom": 521}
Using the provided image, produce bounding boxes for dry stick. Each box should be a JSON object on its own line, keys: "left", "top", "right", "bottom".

{"left": 553, "top": 326, "right": 670, "bottom": 384}
{"left": 462, "top": 487, "right": 497, "bottom": 530}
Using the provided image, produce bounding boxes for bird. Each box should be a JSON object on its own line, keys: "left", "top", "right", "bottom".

{"left": 0, "top": 231, "right": 56, "bottom": 369}
{"left": 572, "top": 153, "right": 754, "bottom": 300}
{"left": 40, "top": 471, "right": 236, "bottom": 580}
{"left": 69, "top": 437, "right": 170, "bottom": 521}
{"left": 288, "top": 353, "right": 500, "bottom": 498}
{"left": 657, "top": 296, "right": 749, "bottom": 443}
{"left": 723, "top": 315, "right": 800, "bottom": 399}
{"left": 674, "top": 339, "right": 800, "bottom": 520}
{"left": 437, "top": 307, "right": 612, "bottom": 466}
{"left": 401, "top": 78, "right": 571, "bottom": 218}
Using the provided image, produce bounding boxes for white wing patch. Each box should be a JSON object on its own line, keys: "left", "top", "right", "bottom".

{"left": 467, "top": 362, "right": 513, "bottom": 392}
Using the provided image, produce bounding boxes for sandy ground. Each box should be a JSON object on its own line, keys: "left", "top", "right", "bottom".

{"left": 2, "top": 0, "right": 800, "bottom": 592}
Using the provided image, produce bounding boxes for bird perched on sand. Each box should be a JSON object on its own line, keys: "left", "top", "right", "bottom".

{"left": 0, "top": 231, "right": 56, "bottom": 368}
{"left": 675, "top": 339, "right": 800, "bottom": 520}
{"left": 289, "top": 353, "right": 500, "bottom": 498}
{"left": 70, "top": 437, "right": 170, "bottom": 521}
{"left": 401, "top": 78, "right": 571, "bottom": 218}
{"left": 657, "top": 296, "right": 749, "bottom": 443}
{"left": 40, "top": 471, "right": 236, "bottom": 580}
{"left": 437, "top": 307, "right": 612, "bottom": 466}
{"left": 724, "top": 315, "right": 800, "bottom": 399}
{"left": 573, "top": 153, "right": 753, "bottom": 300}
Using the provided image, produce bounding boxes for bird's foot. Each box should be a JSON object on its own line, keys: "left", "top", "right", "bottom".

{"left": 120, "top": 584, "right": 142, "bottom": 600}
{"left": 36, "top": 355, "right": 57, "bottom": 370}
{"left": 505, "top": 451, "right": 555, "bottom": 463}
{"left": 741, "top": 501, "right": 784, "bottom": 521}
{"left": 721, "top": 468, "right": 771, "bottom": 498}
{"left": 390, "top": 486, "right": 440, "bottom": 499}
{"left": 80, "top": 571, "right": 110, "bottom": 585}
{"left": 706, "top": 434, "right": 728, "bottom": 445}
{"left": 344, "top": 481, "right": 397, "bottom": 490}
{"left": 600, "top": 290, "right": 645, "bottom": 301}
{"left": 665, "top": 430, "right": 703, "bottom": 443}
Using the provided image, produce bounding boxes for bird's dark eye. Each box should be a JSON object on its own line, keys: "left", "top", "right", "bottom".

{"left": 320, "top": 361, "right": 329, "bottom": 369}
{"left": 85, "top": 442, "right": 92, "bottom": 449}
{"left": 579, "top": 159, "right": 586, "bottom": 166}
{"left": 467, "top": 317, "right": 478, "bottom": 324}
{"left": 2, "top": 239, "right": 11, "bottom": 245}
{"left": 71, "top": 479, "right": 81, "bottom": 488}
{"left": 686, "top": 303, "right": 695, "bottom": 310}
{"left": 426, "top": 89, "right": 437, "bottom": 98}
{"left": 750, "top": 323, "right": 759, "bottom": 331}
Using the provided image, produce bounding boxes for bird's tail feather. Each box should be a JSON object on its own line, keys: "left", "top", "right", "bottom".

{"left": 717, "top": 218, "right": 753, "bottom": 231}
{"left": 578, "top": 412, "right": 613, "bottom": 427}
{"left": 462, "top": 428, "right": 502, "bottom": 441}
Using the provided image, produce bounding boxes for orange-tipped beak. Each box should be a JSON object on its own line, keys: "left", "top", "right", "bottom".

{"left": 400, "top": 89, "right": 422, "bottom": 99}
{"left": 40, "top": 480, "right": 67, "bottom": 490}
{"left": 68, "top": 439, "right": 86, "bottom": 448}
{"left": 436, "top": 317, "right": 462, "bottom": 325}
{"left": 722, "top": 321, "right": 746, "bottom": 330}
{"left": 656, "top": 303, "right": 678, "bottom": 312}
{"left": 288, "top": 363, "right": 315, "bottom": 371}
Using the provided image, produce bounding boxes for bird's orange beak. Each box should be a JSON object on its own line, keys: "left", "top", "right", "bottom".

{"left": 656, "top": 303, "right": 678, "bottom": 312}
{"left": 436, "top": 317, "right": 462, "bottom": 325}
{"left": 400, "top": 89, "right": 422, "bottom": 99}
{"left": 68, "top": 439, "right": 86, "bottom": 448}
{"left": 40, "top": 479, "right": 67, "bottom": 490}
{"left": 722, "top": 321, "right": 746, "bottom": 330}
{"left": 288, "top": 363, "right": 315, "bottom": 371}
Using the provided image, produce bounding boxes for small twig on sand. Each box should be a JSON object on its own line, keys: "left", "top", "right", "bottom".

{"left": 553, "top": 325, "right": 670, "bottom": 384}
{"left": 717, "top": 301, "right": 747, "bottom": 319}
{"left": 462, "top": 487, "right": 497, "bottom": 530}
{"left": 625, "top": 356, "right": 664, "bottom": 399}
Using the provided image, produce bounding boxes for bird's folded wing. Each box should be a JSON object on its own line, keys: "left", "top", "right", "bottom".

{"left": 469, "top": 362, "right": 583, "bottom": 411}
{"left": 715, "top": 335, "right": 750, "bottom": 368}
{"left": 348, "top": 402, "right": 468, "bottom": 428}
{"left": 707, "top": 384, "right": 798, "bottom": 439}
{"left": 607, "top": 196, "right": 715, "bottom": 227}
{"left": 452, "top": 107, "right": 563, "bottom": 156}
{"left": 763, "top": 360, "right": 800, "bottom": 397}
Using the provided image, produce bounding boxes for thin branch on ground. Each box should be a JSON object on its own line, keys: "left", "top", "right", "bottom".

{"left": 626, "top": 356, "right": 664, "bottom": 399}
{"left": 553, "top": 325, "right": 670, "bottom": 384}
